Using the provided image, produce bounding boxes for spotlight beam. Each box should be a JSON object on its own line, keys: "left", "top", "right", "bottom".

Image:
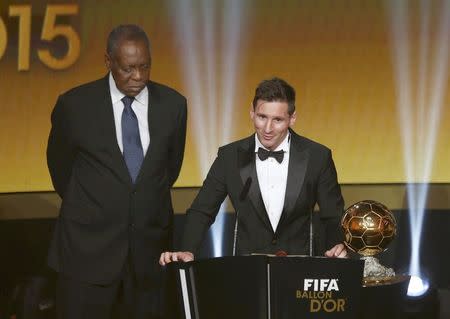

{"left": 172, "top": 0, "right": 210, "bottom": 174}
{"left": 387, "top": 0, "right": 450, "bottom": 295}
{"left": 171, "top": 0, "right": 246, "bottom": 257}
{"left": 201, "top": 0, "right": 218, "bottom": 161}
{"left": 221, "top": 0, "right": 244, "bottom": 144}
{"left": 416, "top": 0, "right": 430, "bottom": 174}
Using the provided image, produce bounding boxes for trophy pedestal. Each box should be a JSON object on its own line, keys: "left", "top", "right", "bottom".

{"left": 360, "top": 275, "right": 410, "bottom": 319}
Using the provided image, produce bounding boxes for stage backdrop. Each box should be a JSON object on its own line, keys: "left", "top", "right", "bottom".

{"left": 1, "top": 0, "right": 449, "bottom": 192}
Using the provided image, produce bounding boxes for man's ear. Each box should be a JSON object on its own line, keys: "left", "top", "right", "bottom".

{"left": 104, "top": 53, "right": 112, "bottom": 70}
{"left": 289, "top": 111, "right": 297, "bottom": 126}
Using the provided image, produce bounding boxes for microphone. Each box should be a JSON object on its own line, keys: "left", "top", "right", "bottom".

{"left": 233, "top": 177, "right": 252, "bottom": 256}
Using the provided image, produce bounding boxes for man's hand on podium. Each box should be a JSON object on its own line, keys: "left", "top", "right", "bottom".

{"left": 324, "top": 243, "right": 348, "bottom": 258}
{"left": 159, "top": 251, "right": 194, "bottom": 266}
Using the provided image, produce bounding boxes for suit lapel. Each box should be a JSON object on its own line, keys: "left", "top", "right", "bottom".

{"left": 97, "top": 76, "right": 132, "bottom": 185}
{"left": 277, "top": 132, "right": 309, "bottom": 230}
{"left": 134, "top": 81, "right": 158, "bottom": 184}
{"left": 238, "top": 136, "right": 274, "bottom": 233}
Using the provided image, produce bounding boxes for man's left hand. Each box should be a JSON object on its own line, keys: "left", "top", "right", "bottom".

{"left": 324, "top": 243, "right": 348, "bottom": 258}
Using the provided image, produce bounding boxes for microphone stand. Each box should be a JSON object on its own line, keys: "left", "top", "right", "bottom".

{"left": 232, "top": 216, "right": 239, "bottom": 256}
{"left": 309, "top": 208, "right": 314, "bottom": 257}
{"left": 233, "top": 177, "right": 252, "bottom": 256}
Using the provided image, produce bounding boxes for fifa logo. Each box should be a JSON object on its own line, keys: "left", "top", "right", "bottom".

{"left": 296, "top": 279, "right": 345, "bottom": 313}
{"left": 303, "top": 279, "right": 339, "bottom": 292}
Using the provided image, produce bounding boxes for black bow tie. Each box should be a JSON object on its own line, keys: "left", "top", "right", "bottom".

{"left": 257, "top": 147, "right": 284, "bottom": 163}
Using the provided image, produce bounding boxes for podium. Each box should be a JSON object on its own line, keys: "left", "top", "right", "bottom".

{"left": 173, "top": 255, "right": 364, "bottom": 319}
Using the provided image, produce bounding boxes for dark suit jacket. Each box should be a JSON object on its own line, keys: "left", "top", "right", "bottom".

{"left": 47, "top": 76, "right": 187, "bottom": 286}
{"left": 181, "top": 130, "right": 344, "bottom": 256}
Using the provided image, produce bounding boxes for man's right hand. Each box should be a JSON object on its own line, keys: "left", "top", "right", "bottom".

{"left": 159, "top": 251, "right": 194, "bottom": 266}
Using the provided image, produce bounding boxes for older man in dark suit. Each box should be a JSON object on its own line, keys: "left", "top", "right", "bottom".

{"left": 47, "top": 24, "right": 187, "bottom": 319}
{"left": 160, "top": 77, "right": 346, "bottom": 266}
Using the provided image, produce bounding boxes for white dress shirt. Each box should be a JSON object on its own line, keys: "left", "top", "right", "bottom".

{"left": 255, "top": 133, "right": 290, "bottom": 232}
{"left": 109, "top": 73, "right": 150, "bottom": 155}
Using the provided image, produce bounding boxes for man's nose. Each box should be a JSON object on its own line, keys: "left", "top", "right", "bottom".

{"left": 264, "top": 120, "right": 272, "bottom": 133}
{"left": 132, "top": 69, "right": 143, "bottom": 81}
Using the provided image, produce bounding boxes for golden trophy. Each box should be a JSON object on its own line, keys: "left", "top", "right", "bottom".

{"left": 341, "top": 200, "right": 399, "bottom": 286}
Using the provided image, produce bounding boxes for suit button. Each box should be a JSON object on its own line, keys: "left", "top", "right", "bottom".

{"left": 131, "top": 190, "right": 136, "bottom": 195}
{"left": 272, "top": 239, "right": 277, "bottom": 245}
{"left": 129, "top": 223, "right": 135, "bottom": 228}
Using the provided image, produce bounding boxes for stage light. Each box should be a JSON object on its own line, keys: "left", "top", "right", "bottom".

{"left": 170, "top": 0, "right": 247, "bottom": 257}
{"left": 407, "top": 275, "right": 429, "bottom": 297}
{"left": 209, "top": 203, "right": 227, "bottom": 257}
{"left": 404, "top": 283, "right": 440, "bottom": 319}
{"left": 386, "top": 0, "right": 450, "bottom": 295}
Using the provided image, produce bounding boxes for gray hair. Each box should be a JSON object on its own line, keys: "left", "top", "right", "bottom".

{"left": 106, "top": 24, "right": 151, "bottom": 56}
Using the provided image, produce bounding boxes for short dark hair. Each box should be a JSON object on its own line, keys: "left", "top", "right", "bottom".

{"left": 252, "top": 77, "right": 296, "bottom": 115}
{"left": 106, "top": 24, "right": 151, "bottom": 57}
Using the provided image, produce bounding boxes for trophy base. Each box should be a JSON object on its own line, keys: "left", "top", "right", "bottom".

{"left": 363, "top": 274, "right": 410, "bottom": 287}
{"left": 361, "top": 256, "right": 395, "bottom": 286}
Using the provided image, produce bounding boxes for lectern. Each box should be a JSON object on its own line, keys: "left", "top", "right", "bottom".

{"left": 173, "top": 255, "right": 364, "bottom": 319}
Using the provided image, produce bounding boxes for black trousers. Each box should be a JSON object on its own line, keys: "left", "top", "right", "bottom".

{"left": 56, "top": 262, "right": 162, "bottom": 319}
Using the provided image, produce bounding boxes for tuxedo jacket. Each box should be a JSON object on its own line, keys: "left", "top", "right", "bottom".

{"left": 182, "top": 130, "right": 344, "bottom": 256}
{"left": 47, "top": 76, "right": 187, "bottom": 286}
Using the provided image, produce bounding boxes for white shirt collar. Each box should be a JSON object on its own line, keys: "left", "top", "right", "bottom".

{"left": 108, "top": 73, "right": 148, "bottom": 106}
{"left": 254, "top": 132, "right": 290, "bottom": 153}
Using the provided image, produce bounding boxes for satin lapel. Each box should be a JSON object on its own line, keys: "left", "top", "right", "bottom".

{"left": 134, "top": 82, "right": 156, "bottom": 184}
{"left": 278, "top": 134, "right": 309, "bottom": 228}
{"left": 238, "top": 137, "right": 274, "bottom": 232}
{"left": 97, "top": 76, "right": 131, "bottom": 185}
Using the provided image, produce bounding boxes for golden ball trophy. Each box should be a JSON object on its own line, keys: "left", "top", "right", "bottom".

{"left": 341, "top": 200, "right": 400, "bottom": 286}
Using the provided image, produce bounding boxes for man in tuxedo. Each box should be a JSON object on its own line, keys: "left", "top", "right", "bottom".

{"left": 160, "top": 77, "right": 346, "bottom": 265}
{"left": 47, "top": 24, "right": 187, "bottom": 318}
